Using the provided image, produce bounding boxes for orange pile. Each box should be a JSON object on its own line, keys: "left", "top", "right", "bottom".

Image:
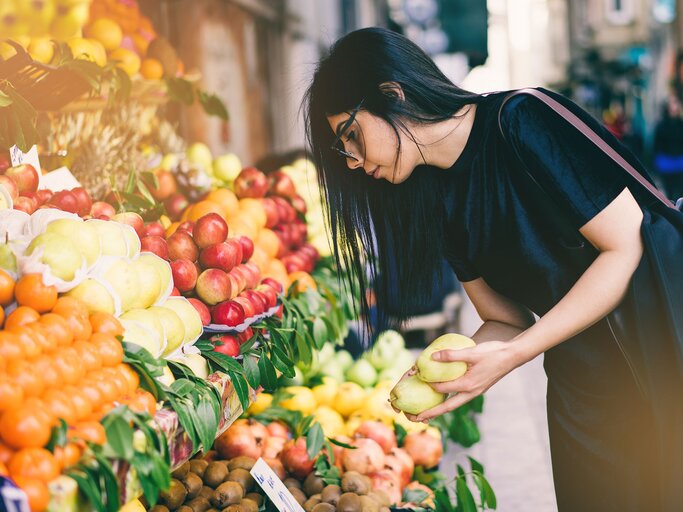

{"left": 0, "top": 273, "right": 156, "bottom": 511}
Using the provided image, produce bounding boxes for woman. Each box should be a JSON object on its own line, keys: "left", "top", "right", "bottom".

{"left": 304, "top": 28, "right": 679, "bottom": 511}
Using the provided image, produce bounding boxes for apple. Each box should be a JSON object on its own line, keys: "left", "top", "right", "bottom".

{"left": 167, "top": 231, "right": 199, "bottom": 262}
{"left": 232, "top": 295, "right": 256, "bottom": 318}
{"left": 256, "top": 285, "right": 277, "bottom": 309}
{"left": 229, "top": 266, "right": 248, "bottom": 294}
{"left": 164, "top": 193, "right": 188, "bottom": 221}
{"left": 0, "top": 176, "right": 18, "bottom": 200}
{"left": 300, "top": 243, "right": 319, "bottom": 262}
{"left": 241, "top": 290, "right": 265, "bottom": 315}
{"left": 212, "top": 300, "right": 245, "bottom": 327}
{"left": 141, "top": 235, "right": 169, "bottom": 260}
{"left": 261, "top": 277, "right": 284, "bottom": 294}
{"left": 268, "top": 170, "right": 297, "bottom": 199}
{"left": 291, "top": 195, "right": 307, "bottom": 215}
{"left": 212, "top": 153, "right": 242, "bottom": 183}
{"left": 193, "top": 213, "right": 228, "bottom": 248}
{"left": 48, "top": 190, "right": 79, "bottom": 213}
{"left": 186, "top": 142, "right": 213, "bottom": 170}
{"left": 143, "top": 222, "right": 166, "bottom": 238}
{"left": 149, "top": 169, "right": 176, "bottom": 201}
{"left": 176, "top": 220, "right": 194, "bottom": 235}
{"left": 13, "top": 196, "right": 37, "bottom": 214}
{"left": 261, "top": 198, "right": 280, "bottom": 228}
{"left": 5, "top": 164, "right": 39, "bottom": 194}
{"left": 226, "top": 273, "right": 240, "bottom": 300}
{"left": 187, "top": 297, "right": 211, "bottom": 325}
{"left": 233, "top": 167, "right": 268, "bottom": 199}
{"left": 211, "top": 334, "right": 240, "bottom": 356}
{"left": 238, "top": 326, "right": 254, "bottom": 344}
{"left": 243, "top": 262, "right": 262, "bottom": 288}
{"left": 272, "top": 197, "right": 296, "bottom": 223}
{"left": 238, "top": 236, "right": 254, "bottom": 263}
{"left": 70, "top": 187, "right": 92, "bottom": 217}
{"left": 171, "top": 287, "right": 181, "bottom": 296}
{"left": 112, "top": 212, "right": 144, "bottom": 237}
{"left": 36, "top": 189, "right": 53, "bottom": 205}
{"left": 0, "top": 153, "right": 10, "bottom": 173}
{"left": 199, "top": 242, "right": 239, "bottom": 272}
{"left": 170, "top": 259, "right": 198, "bottom": 292}
{"left": 224, "top": 239, "right": 243, "bottom": 267}
{"left": 90, "top": 201, "right": 115, "bottom": 219}
{"left": 196, "top": 268, "right": 231, "bottom": 305}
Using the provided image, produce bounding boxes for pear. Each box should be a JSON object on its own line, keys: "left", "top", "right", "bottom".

{"left": 120, "top": 319, "right": 163, "bottom": 358}
{"left": 45, "top": 218, "right": 101, "bottom": 267}
{"left": 120, "top": 308, "right": 166, "bottom": 352}
{"left": 87, "top": 219, "right": 128, "bottom": 257}
{"left": 138, "top": 253, "right": 172, "bottom": 304}
{"left": 26, "top": 232, "right": 84, "bottom": 281}
{"left": 390, "top": 375, "right": 446, "bottom": 416}
{"left": 128, "top": 258, "right": 162, "bottom": 310}
{"left": 66, "top": 279, "right": 117, "bottom": 314}
{"left": 158, "top": 297, "right": 202, "bottom": 347}
{"left": 101, "top": 259, "right": 140, "bottom": 313}
{"left": 170, "top": 353, "right": 208, "bottom": 379}
{"left": 148, "top": 306, "right": 184, "bottom": 356}
{"left": 0, "top": 244, "right": 17, "bottom": 274}
{"left": 416, "top": 333, "right": 476, "bottom": 383}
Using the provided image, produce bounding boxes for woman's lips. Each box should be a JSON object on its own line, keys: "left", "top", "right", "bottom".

{"left": 367, "top": 166, "right": 380, "bottom": 179}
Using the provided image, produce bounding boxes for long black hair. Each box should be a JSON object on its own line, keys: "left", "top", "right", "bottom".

{"left": 303, "top": 27, "right": 482, "bottom": 334}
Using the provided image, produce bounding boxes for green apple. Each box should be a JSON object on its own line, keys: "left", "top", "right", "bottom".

{"left": 186, "top": 142, "right": 213, "bottom": 171}
{"left": 378, "top": 367, "right": 405, "bottom": 387}
{"left": 101, "top": 259, "right": 140, "bottom": 313}
{"left": 334, "top": 350, "right": 354, "bottom": 372}
{"left": 26, "top": 232, "right": 84, "bottom": 281}
{"left": 138, "top": 253, "right": 172, "bottom": 304}
{"left": 45, "top": 218, "right": 101, "bottom": 268}
{"left": 0, "top": 244, "right": 17, "bottom": 274}
{"left": 87, "top": 219, "right": 128, "bottom": 257}
{"left": 160, "top": 153, "right": 180, "bottom": 171}
{"left": 317, "top": 343, "right": 336, "bottom": 366}
{"left": 128, "top": 258, "right": 162, "bottom": 309}
{"left": 159, "top": 297, "right": 202, "bottom": 346}
{"left": 148, "top": 306, "right": 185, "bottom": 356}
{"left": 170, "top": 353, "right": 209, "bottom": 379}
{"left": 416, "top": 333, "right": 476, "bottom": 383}
{"left": 120, "top": 308, "right": 166, "bottom": 352}
{"left": 120, "top": 319, "right": 163, "bottom": 358}
{"left": 394, "top": 350, "right": 416, "bottom": 373}
{"left": 390, "top": 374, "right": 446, "bottom": 416}
{"left": 345, "top": 359, "right": 377, "bottom": 387}
{"left": 376, "top": 329, "right": 405, "bottom": 351}
{"left": 280, "top": 366, "right": 304, "bottom": 386}
{"left": 66, "top": 278, "right": 117, "bottom": 314}
{"left": 212, "top": 153, "right": 242, "bottom": 183}
{"left": 321, "top": 364, "right": 345, "bottom": 383}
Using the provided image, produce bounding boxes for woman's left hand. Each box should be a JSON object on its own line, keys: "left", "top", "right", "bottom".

{"left": 408, "top": 340, "right": 522, "bottom": 422}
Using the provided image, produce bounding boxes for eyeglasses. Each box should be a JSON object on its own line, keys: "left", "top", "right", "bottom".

{"left": 330, "top": 99, "right": 365, "bottom": 162}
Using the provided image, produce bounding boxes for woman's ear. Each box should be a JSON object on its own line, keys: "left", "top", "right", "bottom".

{"left": 379, "top": 82, "right": 405, "bottom": 101}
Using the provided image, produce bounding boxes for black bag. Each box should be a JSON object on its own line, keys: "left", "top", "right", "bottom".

{"left": 499, "top": 89, "right": 683, "bottom": 507}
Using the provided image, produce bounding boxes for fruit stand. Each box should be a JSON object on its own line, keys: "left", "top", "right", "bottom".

{"left": 0, "top": 2, "right": 497, "bottom": 511}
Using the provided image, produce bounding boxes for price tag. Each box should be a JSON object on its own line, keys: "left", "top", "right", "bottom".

{"left": 39, "top": 167, "right": 81, "bottom": 192}
{"left": 250, "top": 458, "right": 305, "bottom": 512}
{"left": 9, "top": 145, "right": 41, "bottom": 174}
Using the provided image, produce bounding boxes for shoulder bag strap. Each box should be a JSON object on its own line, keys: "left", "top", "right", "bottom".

{"left": 497, "top": 88, "right": 676, "bottom": 210}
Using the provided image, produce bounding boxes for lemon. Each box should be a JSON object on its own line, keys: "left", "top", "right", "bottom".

{"left": 334, "top": 382, "right": 366, "bottom": 417}
{"left": 312, "top": 376, "right": 338, "bottom": 408}
{"left": 86, "top": 38, "right": 107, "bottom": 66}
{"left": 109, "top": 47, "right": 141, "bottom": 77}
{"left": 313, "top": 406, "right": 345, "bottom": 438}
{"left": 66, "top": 37, "right": 95, "bottom": 62}
{"left": 279, "top": 386, "right": 316, "bottom": 415}
{"left": 84, "top": 18, "right": 122, "bottom": 51}
{"left": 247, "top": 392, "right": 273, "bottom": 416}
{"left": 27, "top": 37, "right": 54, "bottom": 64}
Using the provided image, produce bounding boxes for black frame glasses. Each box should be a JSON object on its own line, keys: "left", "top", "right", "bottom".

{"left": 330, "top": 98, "right": 365, "bottom": 162}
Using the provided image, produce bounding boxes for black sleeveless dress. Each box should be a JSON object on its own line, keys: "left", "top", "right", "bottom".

{"left": 441, "top": 88, "right": 660, "bottom": 511}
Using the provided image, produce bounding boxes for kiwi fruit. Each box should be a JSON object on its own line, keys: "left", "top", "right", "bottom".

{"left": 160, "top": 479, "right": 187, "bottom": 509}
{"left": 303, "top": 494, "right": 322, "bottom": 511}
{"left": 303, "top": 473, "right": 325, "bottom": 497}
{"left": 146, "top": 37, "right": 178, "bottom": 77}
{"left": 183, "top": 472, "right": 204, "bottom": 499}
{"left": 341, "top": 472, "right": 369, "bottom": 495}
{"left": 337, "top": 493, "right": 361, "bottom": 512}
{"left": 359, "top": 496, "right": 380, "bottom": 512}
{"left": 239, "top": 499, "right": 259, "bottom": 512}
{"left": 204, "top": 462, "right": 229, "bottom": 488}
{"left": 284, "top": 477, "right": 302, "bottom": 490}
{"left": 321, "top": 485, "right": 342, "bottom": 506}
{"left": 149, "top": 506, "right": 170, "bottom": 512}
{"left": 190, "top": 460, "right": 209, "bottom": 478}
{"left": 227, "top": 468, "right": 255, "bottom": 493}
{"left": 244, "top": 493, "right": 263, "bottom": 507}
{"left": 186, "top": 496, "right": 211, "bottom": 512}
{"left": 171, "top": 462, "right": 190, "bottom": 480}
{"left": 206, "top": 509, "right": 219, "bottom": 512}
{"left": 369, "top": 490, "right": 391, "bottom": 507}
{"left": 227, "top": 457, "right": 256, "bottom": 471}
{"left": 289, "top": 487, "right": 307, "bottom": 506}
{"left": 311, "top": 504, "right": 335, "bottom": 512}
{"left": 199, "top": 486, "right": 214, "bottom": 500}
{"left": 177, "top": 507, "right": 193, "bottom": 512}
{"left": 221, "top": 507, "right": 243, "bottom": 512}
{"left": 211, "top": 481, "right": 244, "bottom": 508}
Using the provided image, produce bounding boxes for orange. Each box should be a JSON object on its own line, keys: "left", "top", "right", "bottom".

{"left": 0, "top": 442, "right": 13, "bottom": 464}
{"left": 4, "top": 306, "right": 40, "bottom": 330}
{"left": 249, "top": 246, "right": 270, "bottom": 273}
{"left": 69, "top": 421, "right": 106, "bottom": 445}
{"left": 39, "top": 313, "right": 73, "bottom": 347}
{"left": 84, "top": 18, "right": 122, "bottom": 51}
{"left": 116, "top": 364, "right": 140, "bottom": 394}
{"left": 239, "top": 198, "right": 267, "bottom": 229}
{"left": 12, "top": 477, "right": 49, "bottom": 512}
{"left": 30, "top": 356, "right": 60, "bottom": 390}
{"left": 165, "top": 222, "right": 180, "bottom": 237}
{"left": 42, "top": 390, "right": 77, "bottom": 426}
{"left": 0, "top": 406, "right": 52, "bottom": 449}
{"left": 140, "top": 57, "right": 163, "bottom": 79}
{"left": 256, "top": 229, "right": 281, "bottom": 259}
{"left": 288, "top": 271, "right": 317, "bottom": 293}
{"left": 22, "top": 323, "right": 51, "bottom": 354}
{"left": 90, "top": 332, "right": 123, "bottom": 367}
{"left": 14, "top": 275, "right": 57, "bottom": 313}
{"left": 0, "top": 331, "right": 24, "bottom": 362}
{"left": 72, "top": 340, "right": 102, "bottom": 373}
{"left": 0, "top": 305, "right": 4, "bottom": 327}
{"left": 9, "top": 448, "right": 59, "bottom": 483}
{"left": 79, "top": 381, "right": 105, "bottom": 410}
{"left": 7, "top": 360, "right": 44, "bottom": 398}
{"left": 0, "top": 268, "right": 16, "bottom": 306}
{"left": 8, "top": 326, "right": 41, "bottom": 359}
{"left": 0, "top": 461, "right": 7, "bottom": 476}
{"left": 126, "top": 389, "right": 157, "bottom": 416}
{"left": 186, "top": 200, "right": 226, "bottom": 222}
{"left": 264, "top": 259, "right": 288, "bottom": 286}
{"left": 53, "top": 443, "right": 81, "bottom": 470}
{"left": 108, "top": 47, "right": 141, "bottom": 76}
{"left": 52, "top": 297, "right": 92, "bottom": 340}
{"left": 52, "top": 352, "right": 84, "bottom": 386}
{"left": 61, "top": 386, "right": 92, "bottom": 422}
{"left": 206, "top": 189, "right": 240, "bottom": 218}
{"left": 90, "top": 376, "right": 119, "bottom": 404}
{"left": 0, "top": 377, "right": 23, "bottom": 412}
{"left": 89, "top": 312, "right": 123, "bottom": 336}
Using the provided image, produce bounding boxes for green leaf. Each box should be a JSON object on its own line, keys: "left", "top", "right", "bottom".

{"left": 203, "top": 350, "right": 245, "bottom": 374}
{"left": 243, "top": 355, "right": 260, "bottom": 389}
{"left": 166, "top": 77, "right": 195, "bottom": 105}
{"left": 170, "top": 378, "right": 195, "bottom": 397}
{"left": 102, "top": 415, "right": 134, "bottom": 460}
{"left": 47, "top": 419, "right": 68, "bottom": 450}
{"left": 467, "top": 456, "right": 484, "bottom": 475}
{"left": 434, "top": 488, "right": 455, "bottom": 512}
{"left": 92, "top": 452, "right": 121, "bottom": 511}
{"left": 456, "top": 464, "right": 466, "bottom": 478}
{"left": 456, "top": 477, "right": 477, "bottom": 512}
{"left": 472, "top": 472, "right": 497, "bottom": 509}
{"left": 470, "top": 395, "right": 484, "bottom": 413}
{"left": 328, "top": 438, "right": 356, "bottom": 449}
{"left": 258, "top": 355, "right": 278, "bottom": 392}
{"left": 403, "top": 488, "right": 430, "bottom": 504}
{"left": 271, "top": 344, "right": 295, "bottom": 377}
{"left": 394, "top": 422, "right": 408, "bottom": 447}
{"left": 195, "top": 396, "right": 220, "bottom": 452}
{"left": 197, "top": 90, "right": 229, "bottom": 120}
{"left": 228, "top": 371, "right": 251, "bottom": 414}
{"left": 306, "top": 422, "right": 325, "bottom": 459}
{"left": 68, "top": 469, "right": 105, "bottom": 512}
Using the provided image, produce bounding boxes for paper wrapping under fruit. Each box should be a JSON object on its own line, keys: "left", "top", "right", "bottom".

{"left": 17, "top": 246, "right": 89, "bottom": 293}
{"left": 0, "top": 185, "right": 13, "bottom": 211}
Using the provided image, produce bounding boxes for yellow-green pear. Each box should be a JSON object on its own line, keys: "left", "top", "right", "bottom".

{"left": 129, "top": 258, "right": 161, "bottom": 309}
{"left": 87, "top": 219, "right": 129, "bottom": 257}
{"left": 138, "top": 253, "right": 172, "bottom": 303}
{"left": 390, "top": 375, "right": 446, "bottom": 416}
{"left": 26, "top": 231, "right": 84, "bottom": 281}
{"left": 159, "top": 297, "right": 202, "bottom": 345}
{"left": 102, "top": 259, "right": 140, "bottom": 313}
{"left": 416, "top": 334, "right": 476, "bottom": 383}
{"left": 170, "top": 353, "right": 208, "bottom": 379}
{"left": 120, "top": 319, "right": 163, "bottom": 358}
{"left": 45, "top": 218, "right": 101, "bottom": 267}
{"left": 120, "top": 308, "right": 166, "bottom": 351}
{"left": 148, "top": 306, "right": 185, "bottom": 356}
{"left": 121, "top": 224, "right": 141, "bottom": 258}
{"left": 66, "top": 279, "right": 117, "bottom": 314}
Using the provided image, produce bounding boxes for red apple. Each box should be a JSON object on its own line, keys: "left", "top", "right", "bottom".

{"left": 167, "top": 231, "right": 199, "bottom": 262}
{"left": 35, "top": 189, "right": 53, "bottom": 205}
{"left": 211, "top": 334, "right": 241, "bottom": 356}
{"left": 170, "top": 259, "right": 198, "bottom": 292}
{"left": 238, "top": 236, "right": 254, "bottom": 263}
{"left": 70, "top": 187, "right": 92, "bottom": 217}
{"left": 226, "top": 274, "right": 240, "bottom": 300}
{"left": 171, "top": 287, "right": 181, "bottom": 296}
{"left": 233, "top": 167, "right": 268, "bottom": 199}
{"left": 299, "top": 243, "right": 319, "bottom": 262}
{"left": 242, "top": 289, "right": 266, "bottom": 315}
{"left": 5, "top": 164, "right": 39, "bottom": 194}
{"left": 187, "top": 297, "right": 211, "bottom": 326}
{"left": 112, "top": 212, "right": 144, "bottom": 237}
{"left": 193, "top": 213, "right": 228, "bottom": 248}
{"left": 273, "top": 197, "right": 297, "bottom": 223}
{"left": 232, "top": 295, "right": 256, "bottom": 319}
{"left": 261, "top": 198, "right": 280, "bottom": 228}
{"left": 195, "top": 268, "right": 231, "bottom": 305}
{"left": 149, "top": 169, "right": 177, "bottom": 201}
{"left": 212, "top": 300, "right": 245, "bottom": 327}
{"left": 90, "top": 201, "right": 116, "bottom": 219}
{"left": 256, "top": 285, "right": 277, "bottom": 309}
{"left": 261, "top": 277, "right": 284, "bottom": 294}
{"left": 13, "top": 196, "right": 37, "bottom": 214}
{"left": 268, "top": 170, "right": 297, "bottom": 199}
{"left": 141, "top": 235, "right": 169, "bottom": 260}
{"left": 238, "top": 327, "right": 254, "bottom": 344}
{"left": 0, "top": 153, "right": 10, "bottom": 173}
{"left": 229, "top": 266, "right": 248, "bottom": 294}
{"left": 224, "top": 239, "right": 243, "bottom": 267}
{"left": 243, "top": 262, "right": 262, "bottom": 289}
{"left": 0, "top": 175, "right": 18, "bottom": 200}
{"left": 164, "top": 193, "right": 189, "bottom": 221}
{"left": 176, "top": 220, "right": 194, "bottom": 235}
{"left": 143, "top": 222, "right": 166, "bottom": 237}
{"left": 48, "top": 190, "right": 79, "bottom": 213}
{"left": 291, "top": 195, "right": 307, "bottom": 215}
{"left": 199, "top": 242, "right": 239, "bottom": 272}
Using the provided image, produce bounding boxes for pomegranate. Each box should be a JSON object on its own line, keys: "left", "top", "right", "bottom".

{"left": 263, "top": 457, "right": 286, "bottom": 479}
{"left": 262, "top": 436, "right": 286, "bottom": 459}
{"left": 404, "top": 482, "right": 435, "bottom": 507}
{"left": 266, "top": 421, "right": 290, "bottom": 439}
{"left": 354, "top": 420, "right": 397, "bottom": 454}
{"left": 280, "top": 437, "right": 315, "bottom": 479}
{"left": 331, "top": 435, "right": 352, "bottom": 470}
{"left": 384, "top": 455, "right": 411, "bottom": 487}
{"left": 246, "top": 418, "right": 270, "bottom": 446}
{"left": 389, "top": 447, "right": 414, "bottom": 486}
{"left": 342, "top": 438, "right": 386, "bottom": 474}
{"left": 369, "top": 470, "right": 402, "bottom": 505}
{"left": 214, "top": 422, "right": 261, "bottom": 460}
{"left": 403, "top": 432, "right": 442, "bottom": 469}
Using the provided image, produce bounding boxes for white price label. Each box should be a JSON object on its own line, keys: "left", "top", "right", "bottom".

{"left": 39, "top": 167, "right": 81, "bottom": 192}
{"left": 9, "top": 145, "right": 41, "bottom": 174}
{"left": 250, "top": 458, "right": 305, "bottom": 512}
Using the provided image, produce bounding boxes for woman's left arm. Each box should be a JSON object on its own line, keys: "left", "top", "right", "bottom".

{"left": 415, "top": 187, "right": 643, "bottom": 421}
